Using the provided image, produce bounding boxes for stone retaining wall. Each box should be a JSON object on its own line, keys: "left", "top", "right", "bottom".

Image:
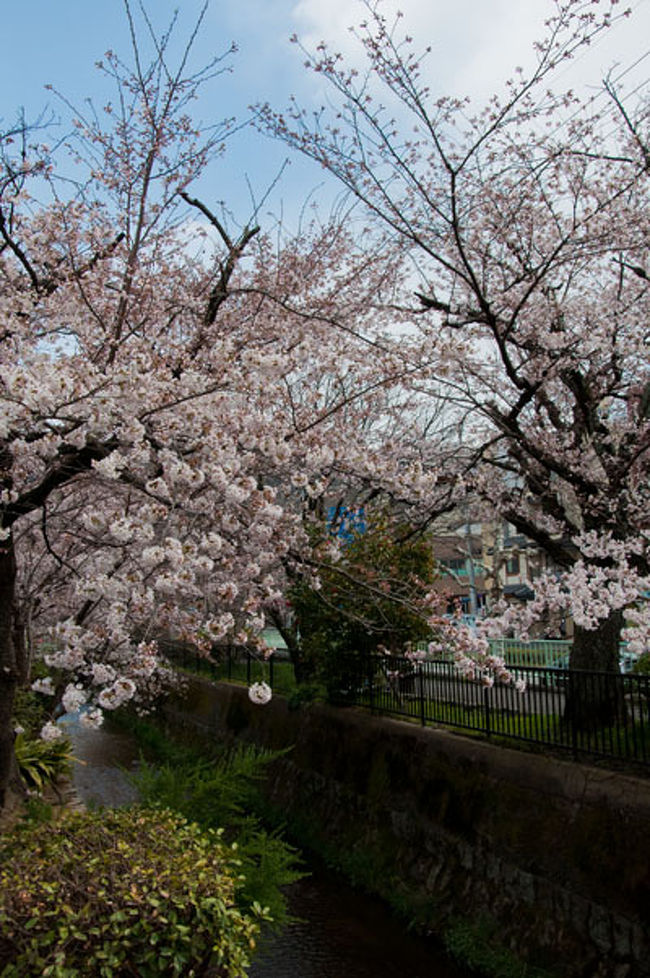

{"left": 162, "top": 678, "right": 650, "bottom": 978}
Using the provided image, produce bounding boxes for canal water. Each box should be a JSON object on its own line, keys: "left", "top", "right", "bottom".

{"left": 66, "top": 719, "right": 468, "bottom": 978}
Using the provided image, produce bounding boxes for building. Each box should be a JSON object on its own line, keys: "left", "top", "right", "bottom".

{"left": 432, "top": 514, "right": 567, "bottom": 636}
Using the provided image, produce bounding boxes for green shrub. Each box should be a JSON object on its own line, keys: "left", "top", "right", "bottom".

{"left": 132, "top": 745, "right": 305, "bottom": 927}
{"left": 632, "top": 653, "right": 650, "bottom": 675}
{"left": 286, "top": 682, "right": 327, "bottom": 711}
{"left": 14, "top": 733, "right": 74, "bottom": 792}
{"left": 0, "top": 807, "right": 268, "bottom": 977}
{"left": 11, "top": 688, "right": 49, "bottom": 740}
{"left": 133, "top": 745, "right": 277, "bottom": 829}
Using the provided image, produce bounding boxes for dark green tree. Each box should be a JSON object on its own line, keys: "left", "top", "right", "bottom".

{"left": 269, "top": 510, "right": 437, "bottom": 686}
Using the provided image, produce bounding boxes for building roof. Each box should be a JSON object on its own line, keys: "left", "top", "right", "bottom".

{"left": 502, "top": 583, "right": 535, "bottom": 600}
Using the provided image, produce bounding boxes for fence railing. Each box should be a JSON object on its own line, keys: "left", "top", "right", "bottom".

{"left": 417, "top": 637, "right": 636, "bottom": 670}
{"left": 487, "top": 638, "right": 571, "bottom": 667}
{"left": 169, "top": 644, "right": 296, "bottom": 697}
{"left": 416, "top": 638, "right": 571, "bottom": 667}
{"left": 168, "top": 645, "right": 650, "bottom": 769}
{"left": 328, "top": 654, "right": 650, "bottom": 768}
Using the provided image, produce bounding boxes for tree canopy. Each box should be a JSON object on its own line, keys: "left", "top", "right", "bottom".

{"left": 259, "top": 0, "right": 650, "bottom": 693}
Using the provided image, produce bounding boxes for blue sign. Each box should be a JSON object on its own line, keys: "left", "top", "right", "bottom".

{"left": 326, "top": 505, "right": 366, "bottom": 543}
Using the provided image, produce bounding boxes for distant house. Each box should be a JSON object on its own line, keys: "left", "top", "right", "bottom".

{"left": 481, "top": 520, "right": 568, "bottom": 636}
{"left": 431, "top": 514, "right": 567, "bottom": 636}
{"left": 431, "top": 530, "right": 488, "bottom": 616}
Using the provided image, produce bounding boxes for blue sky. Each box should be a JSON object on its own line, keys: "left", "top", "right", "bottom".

{"left": 2, "top": 0, "right": 649, "bottom": 231}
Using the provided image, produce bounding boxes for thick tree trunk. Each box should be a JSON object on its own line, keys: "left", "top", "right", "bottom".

{"left": 290, "top": 649, "right": 317, "bottom": 685}
{"left": 564, "top": 610, "right": 625, "bottom": 732}
{"left": 265, "top": 607, "right": 316, "bottom": 685}
{"left": 0, "top": 534, "right": 26, "bottom": 809}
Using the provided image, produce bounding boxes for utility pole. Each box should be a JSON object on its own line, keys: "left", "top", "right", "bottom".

{"left": 464, "top": 511, "right": 478, "bottom": 618}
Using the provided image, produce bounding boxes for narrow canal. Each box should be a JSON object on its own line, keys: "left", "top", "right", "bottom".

{"left": 66, "top": 719, "right": 469, "bottom": 978}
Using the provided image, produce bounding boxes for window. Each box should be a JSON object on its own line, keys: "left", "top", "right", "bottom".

{"left": 440, "top": 558, "right": 467, "bottom": 574}
{"left": 506, "top": 555, "right": 520, "bottom": 576}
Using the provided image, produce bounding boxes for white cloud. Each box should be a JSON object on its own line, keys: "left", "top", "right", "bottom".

{"left": 289, "top": 0, "right": 650, "bottom": 106}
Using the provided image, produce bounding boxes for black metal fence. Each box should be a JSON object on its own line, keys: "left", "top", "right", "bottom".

{"left": 327, "top": 654, "right": 650, "bottom": 768}
{"left": 169, "top": 644, "right": 292, "bottom": 694}
{"left": 169, "top": 644, "right": 650, "bottom": 769}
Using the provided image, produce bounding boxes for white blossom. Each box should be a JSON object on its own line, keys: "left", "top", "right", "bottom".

{"left": 248, "top": 681, "right": 272, "bottom": 705}
{"left": 79, "top": 707, "right": 104, "bottom": 729}
{"left": 40, "top": 721, "right": 64, "bottom": 742}
{"left": 90, "top": 662, "right": 116, "bottom": 685}
{"left": 62, "top": 683, "right": 88, "bottom": 714}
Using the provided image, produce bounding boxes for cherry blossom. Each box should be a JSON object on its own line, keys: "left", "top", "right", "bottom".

{"left": 261, "top": 0, "right": 650, "bottom": 724}
{"left": 248, "top": 681, "right": 273, "bottom": 706}
{"left": 39, "top": 722, "right": 64, "bottom": 743}
{"left": 0, "top": 5, "right": 416, "bottom": 803}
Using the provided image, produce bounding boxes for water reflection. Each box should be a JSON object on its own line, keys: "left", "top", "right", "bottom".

{"left": 250, "top": 866, "right": 466, "bottom": 978}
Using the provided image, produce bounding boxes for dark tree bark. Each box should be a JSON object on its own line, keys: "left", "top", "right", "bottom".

{"left": 565, "top": 610, "right": 626, "bottom": 732}
{"left": 0, "top": 534, "right": 27, "bottom": 807}
{"left": 265, "top": 606, "right": 316, "bottom": 685}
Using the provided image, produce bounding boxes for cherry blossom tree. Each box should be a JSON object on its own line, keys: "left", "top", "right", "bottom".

{"left": 0, "top": 5, "right": 259, "bottom": 802}
{"left": 0, "top": 2, "right": 418, "bottom": 805}
{"left": 259, "top": 0, "right": 650, "bottom": 726}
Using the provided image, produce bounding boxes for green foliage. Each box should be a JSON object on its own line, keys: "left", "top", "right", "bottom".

{"left": 14, "top": 733, "right": 73, "bottom": 792}
{"left": 291, "top": 511, "right": 436, "bottom": 688}
{"left": 19, "top": 795, "right": 54, "bottom": 826}
{"left": 131, "top": 740, "right": 305, "bottom": 928}
{"left": 632, "top": 653, "right": 650, "bottom": 675}
{"left": 286, "top": 681, "right": 327, "bottom": 710}
{"left": 133, "top": 744, "right": 277, "bottom": 827}
{"left": 12, "top": 678, "right": 72, "bottom": 794}
{"left": 444, "top": 917, "right": 556, "bottom": 978}
{"left": 11, "top": 688, "right": 49, "bottom": 740}
{"left": 0, "top": 807, "right": 267, "bottom": 978}
{"left": 234, "top": 826, "right": 304, "bottom": 926}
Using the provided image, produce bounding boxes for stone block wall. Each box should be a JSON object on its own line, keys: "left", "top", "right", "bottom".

{"left": 162, "top": 678, "right": 650, "bottom": 977}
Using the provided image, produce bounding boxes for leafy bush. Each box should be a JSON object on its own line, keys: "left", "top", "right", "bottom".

{"left": 11, "top": 687, "right": 49, "bottom": 740}
{"left": 133, "top": 744, "right": 276, "bottom": 828}
{"left": 632, "top": 653, "right": 650, "bottom": 675}
{"left": 0, "top": 807, "right": 267, "bottom": 977}
{"left": 14, "top": 733, "right": 73, "bottom": 792}
{"left": 286, "top": 682, "right": 327, "bottom": 711}
{"left": 132, "top": 745, "right": 305, "bottom": 927}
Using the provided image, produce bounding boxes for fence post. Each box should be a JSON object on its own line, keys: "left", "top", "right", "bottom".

{"left": 484, "top": 683, "right": 491, "bottom": 738}
{"left": 418, "top": 664, "right": 426, "bottom": 727}
{"left": 246, "top": 652, "right": 251, "bottom": 686}
{"left": 368, "top": 655, "right": 374, "bottom": 713}
{"left": 568, "top": 670, "right": 579, "bottom": 760}
{"left": 269, "top": 653, "right": 274, "bottom": 690}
